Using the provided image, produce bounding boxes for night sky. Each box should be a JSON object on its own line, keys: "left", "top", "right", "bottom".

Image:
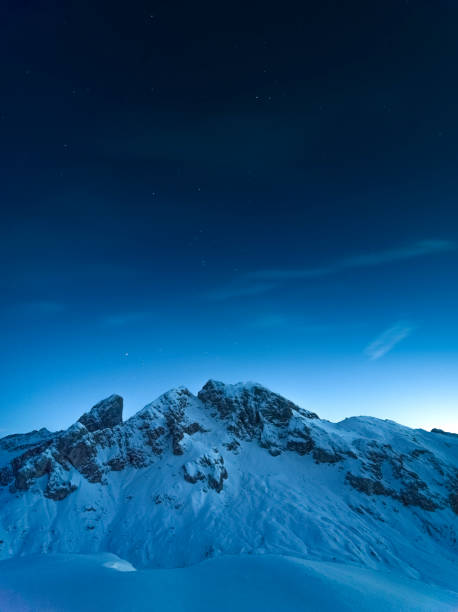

{"left": 1, "top": 1, "right": 458, "bottom": 435}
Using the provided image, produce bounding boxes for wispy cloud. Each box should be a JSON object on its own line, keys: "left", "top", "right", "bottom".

{"left": 251, "top": 314, "right": 367, "bottom": 334}
{"left": 250, "top": 240, "right": 456, "bottom": 282}
{"left": 209, "top": 239, "right": 455, "bottom": 300}
{"left": 364, "top": 322, "right": 413, "bottom": 360}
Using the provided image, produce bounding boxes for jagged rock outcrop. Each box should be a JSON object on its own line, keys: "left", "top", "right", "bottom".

{"left": 78, "top": 395, "right": 123, "bottom": 432}
{"left": 198, "top": 380, "right": 318, "bottom": 456}
{"left": 183, "top": 450, "right": 228, "bottom": 492}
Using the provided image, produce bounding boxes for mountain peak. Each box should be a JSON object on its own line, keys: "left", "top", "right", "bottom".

{"left": 78, "top": 394, "right": 123, "bottom": 432}
{"left": 198, "top": 379, "right": 319, "bottom": 422}
{"left": 200, "top": 379, "right": 269, "bottom": 395}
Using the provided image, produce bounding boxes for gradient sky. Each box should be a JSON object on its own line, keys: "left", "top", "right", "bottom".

{"left": 1, "top": 1, "right": 458, "bottom": 435}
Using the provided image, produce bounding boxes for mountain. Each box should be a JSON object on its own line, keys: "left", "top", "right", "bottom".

{"left": 0, "top": 380, "right": 457, "bottom": 593}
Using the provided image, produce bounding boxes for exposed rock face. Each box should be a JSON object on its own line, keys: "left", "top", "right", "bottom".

{"left": 345, "top": 471, "right": 440, "bottom": 511}
{"left": 198, "top": 380, "right": 318, "bottom": 456}
{"left": 344, "top": 434, "right": 449, "bottom": 512}
{"left": 0, "top": 380, "right": 456, "bottom": 576}
{"left": 78, "top": 395, "right": 123, "bottom": 432}
{"left": 183, "top": 450, "right": 228, "bottom": 492}
{"left": 45, "top": 465, "right": 77, "bottom": 500}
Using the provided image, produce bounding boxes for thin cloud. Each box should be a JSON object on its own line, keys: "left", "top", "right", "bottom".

{"left": 209, "top": 239, "right": 455, "bottom": 300}
{"left": 250, "top": 240, "right": 456, "bottom": 282}
{"left": 251, "top": 314, "right": 366, "bottom": 333}
{"left": 364, "top": 322, "right": 413, "bottom": 360}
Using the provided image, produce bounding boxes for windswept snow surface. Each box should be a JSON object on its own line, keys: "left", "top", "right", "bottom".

{"left": 0, "top": 553, "right": 456, "bottom": 612}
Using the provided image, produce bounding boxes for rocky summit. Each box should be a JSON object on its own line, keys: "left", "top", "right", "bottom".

{"left": 0, "top": 380, "right": 457, "bottom": 589}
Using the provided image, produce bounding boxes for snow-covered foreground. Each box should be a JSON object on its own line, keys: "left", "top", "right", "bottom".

{"left": 0, "top": 553, "right": 457, "bottom": 612}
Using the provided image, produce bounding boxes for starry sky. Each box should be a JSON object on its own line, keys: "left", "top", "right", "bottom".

{"left": 1, "top": 1, "right": 458, "bottom": 435}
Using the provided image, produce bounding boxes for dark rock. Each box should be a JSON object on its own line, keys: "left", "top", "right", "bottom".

{"left": 208, "top": 467, "right": 228, "bottom": 493}
{"left": 64, "top": 438, "right": 100, "bottom": 482}
{"left": 287, "top": 427, "right": 314, "bottom": 456}
{"left": 366, "top": 449, "right": 386, "bottom": 479}
{"left": 163, "top": 389, "right": 193, "bottom": 455}
{"left": 107, "top": 456, "right": 127, "bottom": 471}
{"left": 184, "top": 422, "right": 207, "bottom": 435}
{"left": 145, "top": 426, "right": 166, "bottom": 455}
{"left": 53, "top": 423, "right": 104, "bottom": 483}
{"left": 345, "top": 473, "right": 396, "bottom": 497}
{"left": 56, "top": 423, "right": 87, "bottom": 450}
{"left": 45, "top": 478, "right": 77, "bottom": 501}
{"left": 312, "top": 447, "right": 343, "bottom": 464}
{"left": 127, "top": 448, "right": 148, "bottom": 468}
{"left": 146, "top": 426, "right": 166, "bottom": 442}
{"left": 399, "top": 484, "right": 439, "bottom": 512}
{"left": 183, "top": 463, "right": 206, "bottom": 484}
{"left": 224, "top": 439, "right": 240, "bottom": 452}
{"left": 11, "top": 442, "right": 54, "bottom": 490}
{"left": 431, "top": 428, "right": 458, "bottom": 438}
{"left": 183, "top": 451, "right": 228, "bottom": 493}
{"left": 346, "top": 472, "right": 440, "bottom": 512}
{"left": 0, "top": 466, "right": 14, "bottom": 486}
{"left": 78, "top": 395, "right": 123, "bottom": 432}
{"left": 287, "top": 439, "right": 314, "bottom": 455}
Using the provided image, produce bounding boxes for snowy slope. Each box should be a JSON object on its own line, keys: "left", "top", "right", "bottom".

{"left": 0, "top": 553, "right": 457, "bottom": 612}
{"left": 0, "top": 380, "right": 457, "bottom": 594}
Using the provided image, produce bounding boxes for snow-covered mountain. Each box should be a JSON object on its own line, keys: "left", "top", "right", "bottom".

{"left": 0, "top": 380, "right": 457, "bottom": 592}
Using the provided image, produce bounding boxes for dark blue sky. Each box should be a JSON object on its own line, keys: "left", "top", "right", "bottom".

{"left": 1, "top": 0, "right": 458, "bottom": 434}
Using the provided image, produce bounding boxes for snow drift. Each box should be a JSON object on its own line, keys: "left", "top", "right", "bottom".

{"left": 0, "top": 553, "right": 457, "bottom": 612}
